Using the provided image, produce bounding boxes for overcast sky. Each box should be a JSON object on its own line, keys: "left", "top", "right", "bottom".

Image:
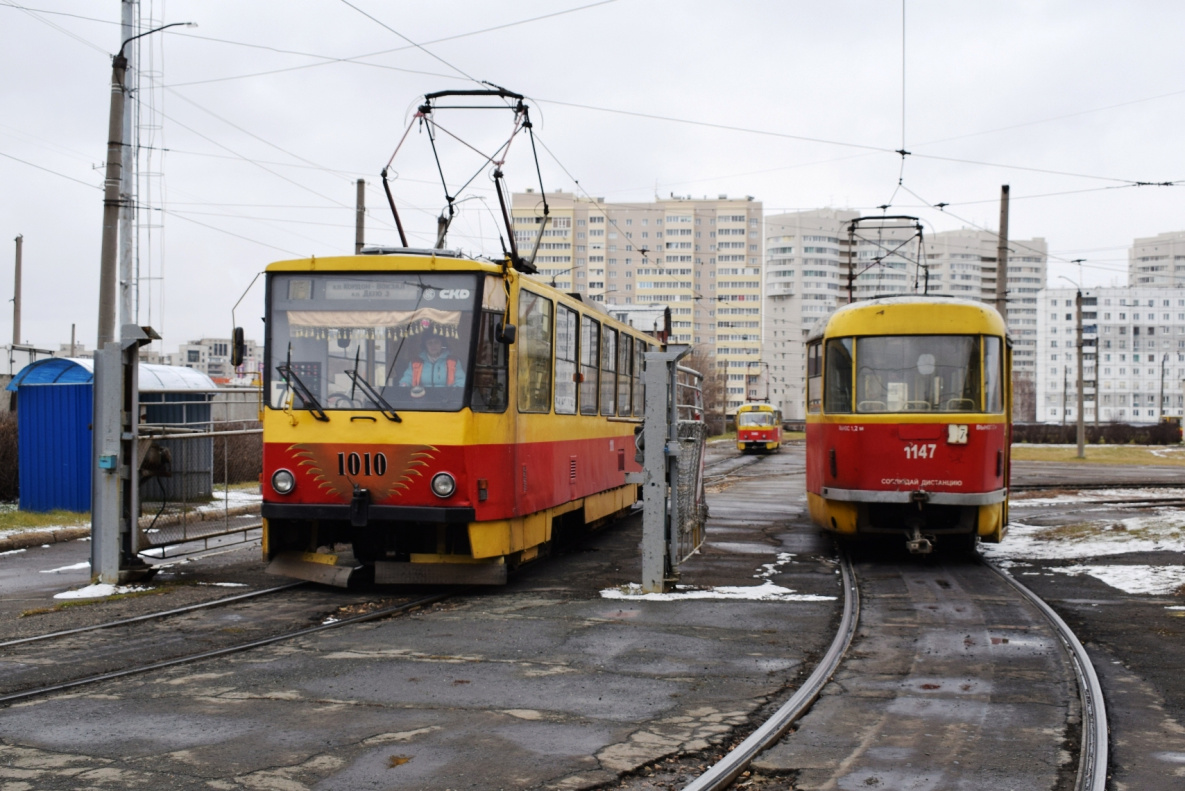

{"left": 3, "top": 0, "right": 1185, "bottom": 354}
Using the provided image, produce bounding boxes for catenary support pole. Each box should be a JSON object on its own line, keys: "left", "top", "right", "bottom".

{"left": 97, "top": 51, "right": 128, "bottom": 348}
{"left": 12, "top": 235, "right": 21, "bottom": 374}
{"left": 995, "top": 185, "right": 1010, "bottom": 323}
{"left": 1075, "top": 288, "right": 1085, "bottom": 458}
{"left": 118, "top": 0, "right": 135, "bottom": 327}
{"left": 355, "top": 179, "right": 366, "bottom": 254}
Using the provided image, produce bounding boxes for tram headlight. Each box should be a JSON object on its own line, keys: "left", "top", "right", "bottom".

{"left": 271, "top": 469, "right": 296, "bottom": 495}
{"left": 431, "top": 472, "right": 456, "bottom": 499}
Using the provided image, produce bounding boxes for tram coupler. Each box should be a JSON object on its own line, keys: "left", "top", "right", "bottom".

{"left": 905, "top": 523, "right": 934, "bottom": 555}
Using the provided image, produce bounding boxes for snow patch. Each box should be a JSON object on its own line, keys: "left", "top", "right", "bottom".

{"left": 1049, "top": 564, "right": 1185, "bottom": 596}
{"left": 54, "top": 583, "right": 155, "bottom": 600}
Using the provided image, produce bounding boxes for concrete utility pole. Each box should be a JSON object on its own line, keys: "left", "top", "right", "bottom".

{"left": 995, "top": 185, "right": 1010, "bottom": 323}
{"left": 1075, "top": 288, "right": 1085, "bottom": 458}
{"left": 1159, "top": 352, "right": 1167, "bottom": 422}
{"left": 119, "top": 0, "right": 135, "bottom": 327}
{"left": 12, "top": 235, "right": 21, "bottom": 346}
{"left": 93, "top": 20, "right": 192, "bottom": 585}
{"left": 96, "top": 49, "right": 129, "bottom": 348}
{"left": 355, "top": 179, "right": 366, "bottom": 254}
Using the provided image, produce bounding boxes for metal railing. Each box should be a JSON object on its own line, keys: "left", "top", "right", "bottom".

{"left": 134, "top": 388, "right": 262, "bottom": 554}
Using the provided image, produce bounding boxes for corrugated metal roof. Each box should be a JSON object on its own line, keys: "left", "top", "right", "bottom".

{"left": 7, "top": 358, "right": 218, "bottom": 392}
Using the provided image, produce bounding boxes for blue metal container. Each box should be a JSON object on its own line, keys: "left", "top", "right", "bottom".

{"left": 8, "top": 358, "right": 217, "bottom": 513}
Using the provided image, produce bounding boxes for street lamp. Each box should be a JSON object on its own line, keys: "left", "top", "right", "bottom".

{"left": 93, "top": 20, "right": 194, "bottom": 585}
{"left": 1058, "top": 274, "right": 1085, "bottom": 458}
{"left": 97, "top": 21, "right": 195, "bottom": 347}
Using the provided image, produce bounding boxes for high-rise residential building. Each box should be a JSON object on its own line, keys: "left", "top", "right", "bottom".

{"left": 1037, "top": 287, "right": 1185, "bottom": 424}
{"left": 510, "top": 191, "right": 763, "bottom": 414}
{"left": 763, "top": 209, "right": 857, "bottom": 419}
{"left": 1129, "top": 230, "right": 1185, "bottom": 288}
{"left": 762, "top": 213, "right": 1047, "bottom": 420}
{"left": 922, "top": 230, "right": 1047, "bottom": 386}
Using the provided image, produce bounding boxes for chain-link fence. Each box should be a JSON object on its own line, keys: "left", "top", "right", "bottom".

{"left": 135, "top": 388, "right": 261, "bottom": 553}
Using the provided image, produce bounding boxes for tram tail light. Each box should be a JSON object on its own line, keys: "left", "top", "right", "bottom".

{"left": 477, "top": 478, "right": 488, "bottom": 502}
{"left": 829, "top": 448, "right": 837, "bottom": 478}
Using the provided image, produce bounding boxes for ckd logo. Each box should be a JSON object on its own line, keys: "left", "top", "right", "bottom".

{"left": 439, "top": 289, "right": 470, "bottom": 299}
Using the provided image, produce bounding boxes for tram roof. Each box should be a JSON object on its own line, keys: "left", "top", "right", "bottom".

{"left": 264, "top": 250, "right": 505, "bottom": 273}
{"left": 807, "top": 295, "right": 1009, "bottom": 341}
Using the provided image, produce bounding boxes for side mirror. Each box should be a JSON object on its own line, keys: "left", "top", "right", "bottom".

{"left": 496, "top": 322, "right": 517, "bottom": 345}
{"left": 231, "top": 326, "right": 246, "bottom": 367}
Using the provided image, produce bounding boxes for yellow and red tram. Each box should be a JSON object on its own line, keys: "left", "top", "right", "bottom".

{"left": 735, "top": 402, "right": 782, "bottom": 453}
{"left": 805, "top": 296, "right": 1011, "bottom": 552}
{"left": 257, "top": 250, "right": 655, "bottom": 585}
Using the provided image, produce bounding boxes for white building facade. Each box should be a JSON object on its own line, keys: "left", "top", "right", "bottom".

{"left": 511, "top": 191, "right": 763, "bottom": 414}
{"left": 762, "top": 211, "right": 1046, "bottom": 421}
{"left": 1037, "top": 287, "right": 1185, "bottom": 424}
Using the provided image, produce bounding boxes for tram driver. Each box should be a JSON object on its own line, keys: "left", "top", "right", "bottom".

{"left": 399, "top": 328, "right": 467, "bottom": 397}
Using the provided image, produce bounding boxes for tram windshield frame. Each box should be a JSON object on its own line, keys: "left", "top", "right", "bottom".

{"left": 264, "top": 271, "right": 509, "bottom": 414}
{"left": 737, "top": 410, "right": 777, "bottom": 427}
{"left": 824, "top": 333, "right": 1004, "bottom": 414}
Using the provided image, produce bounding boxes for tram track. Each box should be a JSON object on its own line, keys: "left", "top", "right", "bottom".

{"left": 682, "top": 550, "right": 859, "bottom": 791}
{"left": 0, "top": 586, "right": 462, "bottom": 707}
{"left": 675, "top": 544, "right": 1108, "bottom": 791}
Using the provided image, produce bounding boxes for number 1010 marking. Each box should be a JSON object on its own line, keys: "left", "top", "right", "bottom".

{"left": 904, "top": 443, "right": 937, "bottom": 459}
{"left": 337, "top": 451, "right": 388, "bottom": 477}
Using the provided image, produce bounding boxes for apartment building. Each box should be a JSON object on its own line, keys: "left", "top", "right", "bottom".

{"left": 763, "top": 213, "right": 1047, "bottom": 420}
{"left": 1037, "top": 287, "right": 1185, "bottom": 424}
{"left": 511, "top": 191, "right": 763, "bottom": 414}
{"left": 171, "top": 337, "right": 262, "bottom": 383}
{"left": 1129, "top": 230, "right": 1185, "bottom": 288}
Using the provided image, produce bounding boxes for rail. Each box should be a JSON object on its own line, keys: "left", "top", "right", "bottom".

{"left": 984, "top": 559, "right": 1108, "bottom": 791}
{"left": 683, "top": 549, "right": 859, "bottom": 791}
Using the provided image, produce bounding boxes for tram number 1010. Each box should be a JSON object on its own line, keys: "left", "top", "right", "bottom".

{"left": 903, "top": 443, "right": 937, "bottom": 460}
{"left": 337, "top": 451, "right": 388, "bottom": 477}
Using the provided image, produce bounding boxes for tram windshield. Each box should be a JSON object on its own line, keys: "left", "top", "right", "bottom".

{"left": 737, "top": 410, "right": 776, "bottom": 427}
{"left": 266, "top": 272, "right": 499, "bottom": 413}
{"left": 846, "top": 335, "right": 1002, "bottom": 414}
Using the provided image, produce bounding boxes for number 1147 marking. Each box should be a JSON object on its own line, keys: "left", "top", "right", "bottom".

{"left": 904, "top": 443, "right": 937, "bottom": 459}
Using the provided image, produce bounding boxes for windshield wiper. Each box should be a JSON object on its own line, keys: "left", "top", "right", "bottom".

{"left": 345, "top": 369, "right": 402, "bottom": 422}
{"left": 276, "top": 363, "right": 329, "bottom": 422}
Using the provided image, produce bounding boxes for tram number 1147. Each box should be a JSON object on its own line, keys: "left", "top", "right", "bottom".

{"left": 903, "top": 443, "right": 937, "bottom": 460}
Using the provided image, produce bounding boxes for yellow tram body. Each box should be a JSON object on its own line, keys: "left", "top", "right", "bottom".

{"left": 258, "top": 251, "right": 655, "bottom": 585}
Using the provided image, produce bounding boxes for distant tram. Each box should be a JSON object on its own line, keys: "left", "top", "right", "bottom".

{"left": 805, "top": 296, "right": 1011, "bottom": 553}
{"left": 735, "top": 403, "right": 782, "bottom": 453}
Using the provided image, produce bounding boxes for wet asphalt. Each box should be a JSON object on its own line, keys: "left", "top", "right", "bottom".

{"left": 0, "top": 443, "right": 1183, "bottom": 789}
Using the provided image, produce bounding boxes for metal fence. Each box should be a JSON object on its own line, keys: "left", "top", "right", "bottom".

{"left": 641, "top": 348, "right": 707, "bottom": 592}
{"left": 672, "top": 365, "right": 708, "bottom": 564}
{"left": 135, "top": 388, "right": 262, "bottom": 554}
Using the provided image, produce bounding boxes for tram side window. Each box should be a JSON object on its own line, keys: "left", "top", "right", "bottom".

{"left": 617, "top": 335, "right": 633, "bottom": 416}
{"left": 580, "top": 315, "right": 600, "bottom": 415}
{"left": 984, "top": 336, "right": 1004, "bottom": 413}
{"left": 806, "top": 341, "right": 822, "bottom": 413}
{"left": 824, "top": 338, "right": 853, "bottom": 414}
{"left": 555, "top": 305, "right": 578, "bottom": 414}
{"left": 472, "top": 310, "right": 509, "bottom": 412}
{"left": 601, "top": 327, "right": 617, "bottom": 415}
{"left": 516, "top": 289, "right": 553, "bottom": 413}
{"left": 633, "top": 341, "right": 646, "bottom": 416}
